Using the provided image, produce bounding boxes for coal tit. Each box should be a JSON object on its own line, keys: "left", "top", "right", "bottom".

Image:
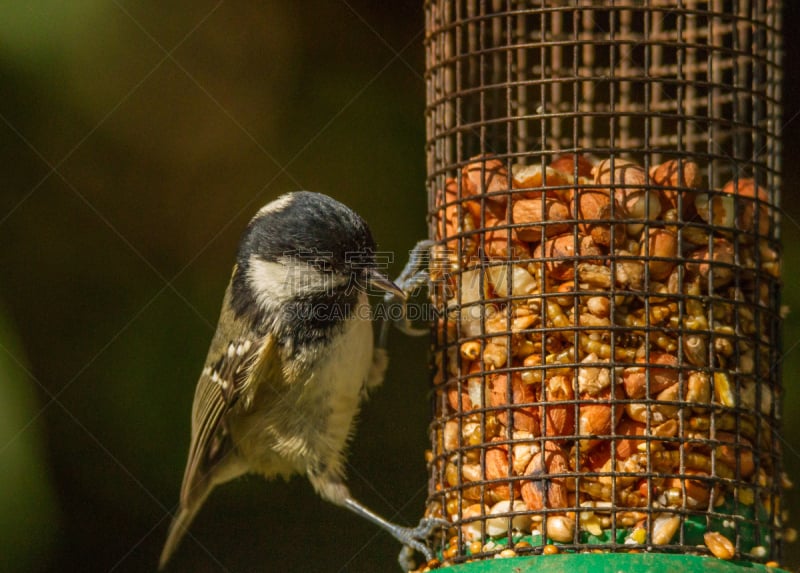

{"left": 159, "top": 191, "right": 441, "bottom": 569}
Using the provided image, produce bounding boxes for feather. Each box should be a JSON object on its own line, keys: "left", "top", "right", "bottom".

{"left": 159, "top": 284, "right": 280, "bottom": 568}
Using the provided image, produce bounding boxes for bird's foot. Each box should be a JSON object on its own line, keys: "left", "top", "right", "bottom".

{"left": 342, "top": 497, "right": 448, "bottom": 570}
{"left": 392, "top": 240, "right": 435, "bottom": 297}
{"left": 380, "top": 240, "right": 435, "bottom": 346}
{"left": 393, "top": 517, "right": 449, "bottom": 571}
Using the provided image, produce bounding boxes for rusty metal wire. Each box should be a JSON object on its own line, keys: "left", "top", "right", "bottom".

{"left": 424, "top": 0, "right": 784, "bottom": 567}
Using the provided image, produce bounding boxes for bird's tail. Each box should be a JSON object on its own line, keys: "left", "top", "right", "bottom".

{"left": 160, "top": 446, "right": 245, "bottom": 569}
{"left": 159, "top": 503, "right": 201, "bottom": 570}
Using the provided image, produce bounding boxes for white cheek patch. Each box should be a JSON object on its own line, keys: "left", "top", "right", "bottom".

{"left": 247, "top": 256, "right": 350, "bottom": 309}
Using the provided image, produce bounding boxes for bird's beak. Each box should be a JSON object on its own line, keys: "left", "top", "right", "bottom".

{"left": 367, "top": 269, "right": 405, "bottom": 300}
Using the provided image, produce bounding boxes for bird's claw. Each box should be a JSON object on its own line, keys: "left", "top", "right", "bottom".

{"left": 380, "top": 240, "right": 435, "bottom": 348}
{"left": 390, "top": 240, "right": 436, "bottom": 297}
{"left": 395, "top": 517, "right": 449, "bottom": 571}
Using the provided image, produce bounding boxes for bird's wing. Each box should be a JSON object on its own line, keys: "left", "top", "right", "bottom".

{"left": 161, "top": 286, "right": 284, "bottom": 568}
{"left": 178, "top": 291, "right": 281, "bottom": 510}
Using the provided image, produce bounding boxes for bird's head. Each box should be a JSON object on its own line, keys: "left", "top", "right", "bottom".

{"left": 231, "top": 192, "right": 402, "bottom": 321}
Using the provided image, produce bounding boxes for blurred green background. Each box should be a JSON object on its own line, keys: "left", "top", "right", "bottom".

{"left": 0, "top": 2, "right": 798, "bottom": 572}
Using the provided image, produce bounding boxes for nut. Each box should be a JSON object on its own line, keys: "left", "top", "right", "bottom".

{"left": 687, "top": 238, "right": 735, "bottom": 288}
{"left": 511, "top": 163, "right": 570, "bottom": 199}
{"left": 651, "top": 158, "right": 701, "bottom": 187}
{"left": 740, "top": 379, "right": 773, "bottom": 416}
{"left": 512, "top": 197, "right": 571, "bottom": 242}
{"left": 622, "top": 351, "right": 680, "bottom": 399}
{"left": 650, "top": 158, "right": 702, "bottom": 213}
{"left": 577, "top": 353, "right": 612, "bottom": 396}
{"left": 613, "top": 254, "right": 645, "bottom": 290}
{"left": 722, "top": 178, "right": 770, "bottom": 237}
{"left": 440, "top": 421, "right": 459, "bottom": 454}
{"left": 664, "top": 470, "right": 711, "bottom": 508}
{"left": 643, "top": 228, "right": 678, "bottom": 280}
{"left": 704, "top": 531, "right": 735, "bottom": 560}
{"left": 533, "top": 233, "right": 603, "bottom": 281}
{"left": 694, "top": 192, "right": 736, "bottom": 228}
{"left": 486, "top": 441, "right": 512, "bottom": 483}
{"left": 447, "top": 378, "right": 476, "bottom": 412}
{"left": 510, "top": 432, "right": 535, "bottom": 474}
{"left": 486, "top": 500, "right": 531, "bottom": 537}
{"left": 570, "top": 187, "right": 624, "bottom": 247}
{"left": 686, "top": 371, "right": 712, "bottom": 412}
{"left": 542, "top": 543, "right": 560, "bottom": 555}
{"left": 483, "top": 341, "right": 509, "bottom": 368}
{"left": 490, "top": 372, "right": 539, "bottom": 433}
{"left": 520, "top": 442, "right": 570, "bottom": 510}
{"left": 485, "top": 263, "right": 537, "bottom": 297}
{"left": 715, "top": 432, "right": 755, "bottom": 478}
{"left": 460, "top": 504, "right": 487, "bottom": 540}
{"left": 433, "top": 147, "right": 782, "bottom": 545}
{"left": 593, "top": 158, "right": 661, "bottom": 233}
{"left": 652, "top": 514, "right": 681, "bottom": 545}
{"left": 545, "top": 515, "right": 575, "bottom": 543}
{"left": 652, "top": 382, "right": 681, "bottom": 423}
{"left": 578, "top": 386, "right": 625, "bottom": 451}
{"left": 585, "top": 296, "right": 610, "bottom": 318}
{"left": 484, "top": 224, "right": 532, "bottom": 260}
{"left": 622, "top": 189, "right": 663, "bottom": 235}
{"left": 713, "top": 371, "right": 736, "bottom": 408}
{"left": 436, "top": 178, "right": 467, "bottom": 251}
{"left": 593, "top": 158, "right": 645, "bottom": 190}
{"left": 540, "top": 374, "right": 576, "bottom": 437}
{"left": 550, "top": 153, "right": 595, "bottom": 179}
{"left": 622, "top": 382, "right": 681, "bottom": 425}
{"left": 613, "top": 418, "right": 646, "bottom": 460}
{"left": 653, "top": 419, "right": 678, "bottom": 438}
{"left": 462, "top": 156, "right": 512, "bottom": 206}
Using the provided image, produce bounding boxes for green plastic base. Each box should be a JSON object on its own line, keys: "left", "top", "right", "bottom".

{"left": 438, "top": 554, "right": 788, "bottom": 573}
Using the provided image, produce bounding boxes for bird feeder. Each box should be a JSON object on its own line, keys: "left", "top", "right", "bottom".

{"left": 423, "top": 2, "right": 789, "bottom": 572}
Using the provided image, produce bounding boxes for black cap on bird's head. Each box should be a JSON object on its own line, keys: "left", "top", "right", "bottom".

{"left": 232, "top": 192, "right": 402, "bottom": 318}
{"left": 241, "top": 191, "right": 375, "bottom": 269}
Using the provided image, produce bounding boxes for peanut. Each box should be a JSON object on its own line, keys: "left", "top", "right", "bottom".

{"left": 533, "top": 233, "right": 603, "bottom": 280}
{"left": 432, "top": 151, "right": 781, "bottom": 550}
{"left": 489, "top": 372, "right": 539, "bottom": 434}
{"left": 512, "top": 197, "right": 571, "bottom": 242}
{"left": 704, "top": 531, "right": 735, "bottom": 560}
{"left": 722, "top": 178, "right": 770, "bottom": 237}
{"left": 520, "top": 442, "right": 570, "bottom": 510}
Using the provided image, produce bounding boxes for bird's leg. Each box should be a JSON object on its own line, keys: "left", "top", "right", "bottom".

{"left": 370, "top": 240, "right": 445, "bottom": 568}
{"left": 379, "top": 240, "right": 435, "bottom": 349}
{"left": 343, "top": 497, "right": 446, "bottom": 571}
{"left": 309, "top": 470, "right": 446, "bottom": 570}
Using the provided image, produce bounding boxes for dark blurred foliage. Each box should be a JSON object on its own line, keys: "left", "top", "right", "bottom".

{"left": 0, "top": 2, "right": 426, "bottom": 572}
{"left": 0, "top": 2, "right": 798, "bottom": 572}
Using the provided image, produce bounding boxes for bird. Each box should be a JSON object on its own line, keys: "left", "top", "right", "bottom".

{"left": 159, "top": 191, "right": 441, "bottom": 570}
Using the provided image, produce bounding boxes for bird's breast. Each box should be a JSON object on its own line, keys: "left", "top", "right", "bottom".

{"left": 238, "top": 295, "right": 374, "bottom": 476}
{"left": 309, "top": 301, "right": 374, "bottom": 446}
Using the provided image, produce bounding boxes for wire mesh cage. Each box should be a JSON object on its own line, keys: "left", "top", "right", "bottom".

{"left": 424, "top": 1, "right": 786, "bottom": 569}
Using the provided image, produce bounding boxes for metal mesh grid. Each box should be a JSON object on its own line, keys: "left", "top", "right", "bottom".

{"left": 424, "top": 1, "right": 784, "bottom": 567}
